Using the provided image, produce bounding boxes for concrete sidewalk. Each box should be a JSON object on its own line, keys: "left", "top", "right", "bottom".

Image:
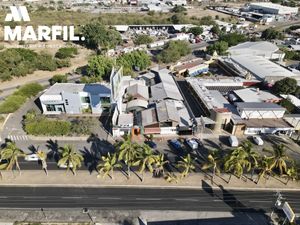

{"left": 0, "top": 170, "right": 299, "bottom": 191}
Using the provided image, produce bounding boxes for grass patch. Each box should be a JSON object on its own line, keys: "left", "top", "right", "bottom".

{"left": 0, "top": 83, "right": 43, "bottom": 114}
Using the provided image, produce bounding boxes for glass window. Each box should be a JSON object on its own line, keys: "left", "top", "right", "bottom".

{"left": 81, "top": 96, "right": 90, "bottom": 103}
{"left": 46, "top": 105, "right": 56, "bottom": 112}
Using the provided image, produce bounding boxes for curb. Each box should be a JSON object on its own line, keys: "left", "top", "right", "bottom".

{"left": 0, "top": 183, "right": 299, "bottom": 192}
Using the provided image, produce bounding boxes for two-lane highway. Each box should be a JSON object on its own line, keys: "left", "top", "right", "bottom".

{"left": 0, "top": 187, "right": 299, "bottom": 213}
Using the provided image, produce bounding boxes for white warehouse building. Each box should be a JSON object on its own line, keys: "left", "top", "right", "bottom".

{"left": 249, "top": 2, "right": 298, "bottom": 15}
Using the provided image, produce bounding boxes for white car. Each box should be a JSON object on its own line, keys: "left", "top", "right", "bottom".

{"left": 229, "top": 135, "right": 239, "bottom": 147}
{"left": 186, "top": 139, "right": 198, "bottom": 150}
{"left": 24, "top": 154, "right": 39, "bottom": 161}
{"left": 58, "top": 162, "right": 73, "bottom": 169}
{"left": 253, "top": 136, "right": 264, "bottom": 146}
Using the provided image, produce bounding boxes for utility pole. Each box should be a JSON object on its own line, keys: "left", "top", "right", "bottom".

{"left": 270, "top": 191, "right": 285, "bottom": 218}
{"left": 83, "top": 208, "right": 96, "bottom": 225}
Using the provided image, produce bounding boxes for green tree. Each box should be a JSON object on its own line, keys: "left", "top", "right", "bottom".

{"left": 0, "top": 142, "right": 25, "bottom": 174}
{"left": 211, "top": 24, "right": 221, "bottom": 35}
{"left": 206, "top": 41, "right": 228, "bottom": 55}
{"left": 261, "top": 28, "right": 284, "bottom": 40}
{"left": 176, "top": 154, "right": 196, "bottom": 178}
{"left": 58, "top": 145, "right": 84, "bottom": 175}
{"left": 171, "top": 5, "right": 187, "bottom": 13}
{"left": 55, "top": 47, "right": 78, "bottom": 59}
{"left": 49, "top": 74, "right": 68, "bottom": 85}
{"left": 117, "top": 136, "right": 140, "bottom": 178}
{"left": 153, "top": 153, "right": 169, "bottom": 177}
{"left": 272, "top": 77, "right": 298, "bottom": 95}
{"left": 136, "top": 144, "right": 156, "bottom": 181}
{"left": 36, "top": 150, "right": 48, "bottom": 176}
{"left": 224, "top": 148, "right": 251, "bottom": 179}
{"left": 87, "top": 55, "right": 115, "bottom": 81}
{"left": 201, "top": 150, "right": 222, "bottom": 184}
{"left": 219, "top": 32, "right": 247, "bottom": 47}
{"left": 157, "top": 40, "right": 191, "bottom": 63}
{"left": 256, "top": 156, "right": 273, "bottom": 184}
{"left": 134, "top": 35, "right": 153, "bottom": 45}
{"left": 263, "top": 144, "right": 291, "bottom": 175}
{"left": 188, "top": 26, "right": 203, "bottom": 36}
{"left": 81, "top": 22, "right": 122, "bottom": 50}
{"left": 117, "top": 50, "right": 151, "bottom": 72}
{"left": 97, "top": 152, "right": 122, "bottom": 179}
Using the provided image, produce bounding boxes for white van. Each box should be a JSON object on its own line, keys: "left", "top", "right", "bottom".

{"left": 229, "top": 135, "right": 239, "bottom": 147}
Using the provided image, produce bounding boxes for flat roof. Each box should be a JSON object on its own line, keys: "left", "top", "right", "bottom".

{"left": 233, "top": 88, "right": 281, "bottom": 103}
{"left": 230, "top": 55, "right": 296, "bottom": 80}
{"left": 44, "top": 83, "right": 111, "bottom": 95}
{"left": 228, "top": 41, "right": 278, "bottom": 54}
{"left": 236, "top": 102, "right": 285, "bottom": 111}
{"left": 244, "top": 118, "right": 293, "bottom": 129}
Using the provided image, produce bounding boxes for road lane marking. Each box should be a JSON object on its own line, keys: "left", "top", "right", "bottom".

{"left": 174, "top": 198, "right": 198, "bottom": 202}
{"left": 97, "top": 197, "right": 121, "bottom": 200}
{"left": 61, "top": 196, "right": 83, "bottom": 199}
{"left": 135, "top": 198, "right": 162, "bottom": 201}
{"left": 0, "top": 196, "right": 8, "bottom": 199}
{"left": 23, "top": 196, "right": 46, "bottom": 199}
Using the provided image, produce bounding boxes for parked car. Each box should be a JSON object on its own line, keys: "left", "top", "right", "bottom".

{"left": 168, "top": 139, "right": 182, "bottom": 152}
{"left": 253, "top": 135, "right": 264, "bottom": 146}
{"left": 185, "top": 138, "right": 198, "bottom": 150}
{"left": 58, "top": 163, "right": 73, "bottom": 169}
{"left": 144, "top": 140, "right": 157, "bottom": 149}
{"left": 24, "top": 154, "right": 39, "bottom": 161}
{"left": 228, "top": 135, "right": 239, "bottom": 147}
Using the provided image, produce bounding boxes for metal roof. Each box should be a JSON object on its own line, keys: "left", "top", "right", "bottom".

{"left": 156, "top": 100, "right": 179, "bottom": 122}
{"left": 230, "top": 55, "right": 296, "bottom": 80}
{"left": 126, "top": 84, "right": 149, "bottom": 100}
{"left": 151, "top": 69, "right": 183, "bottom": 101}
{"left": 236, "top": 102, "right": 285, "bottom": 111}
{"left": 228, "top": 41, "right": 278, "bottom": 54}
{"left": 233, "top": 88, "right": 281, "bottom": 103}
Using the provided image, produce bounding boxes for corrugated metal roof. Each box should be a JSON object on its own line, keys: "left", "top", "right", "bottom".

{"left": 236, "top": 102, "right": 285, "bottom": 111}
{"left": 230, "top": 55, "right": 296, "bottom": 80}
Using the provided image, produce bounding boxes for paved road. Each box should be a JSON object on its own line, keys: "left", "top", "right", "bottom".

{"left": 0, "top": 187, "right": 298, "bottom": 213}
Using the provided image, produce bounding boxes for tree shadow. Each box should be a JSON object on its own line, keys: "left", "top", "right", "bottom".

{"left": 46, "top": 139, "right": 60, "bottom": 162}
{"left": 80, "top": 147, "right": 99, "bottom": 174}
{"left": 87, "top": 133, "right": 115, "bottom": 157}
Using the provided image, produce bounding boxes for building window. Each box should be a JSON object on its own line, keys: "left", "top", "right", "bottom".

{"left": 81, "top": 96, "right": 90, "bottom": 104}
{"left": 46, "top": 105, "right": 56, "bottom": 112}
{"left": 65, "top": 99, "right": 69, "bottom": 106}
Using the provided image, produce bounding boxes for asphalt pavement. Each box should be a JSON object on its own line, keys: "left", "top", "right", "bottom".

{"left": 0, "top": 186, "right": 298, "bottom": 213}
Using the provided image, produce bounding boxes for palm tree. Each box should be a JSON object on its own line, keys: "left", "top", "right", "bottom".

{"left": 165, "top": 172, "right": 179, "bottom": 183}
{"left": 97, "top": 152, "right": 122, "bottom": 179}
{"left": 201, "top": 150, "right": 222, "bottom": 184}
{"left": 176, "top": 154, "right": 196, "bottom": 178}
{"left": 58, "top": 145, "right": 83, "bottom": 175}
{"left": 117, "top": 136, "right": 140, "bottom": 178}
{"left": 285, "top": 166, "right": 298, "bottom": 185}
{"left": 136, "top": 144, "right": 157, "bottom": 181}
{"left": 224, "top": 149, "right": 251, "bottom": 179}
{"left": 237, "top": 141, "right": 260, "bottom": 180}
{"left": 256, "top": 156, "right": 273, "bottom": 184}
{"left": 36, "top": 150, "right": 48, "bottom": 176}
{"left": 153, "top": 153, "right": 169, "bottom": 177}
{"left": 0, "top": 141, "right": 25, "bottom": 175}
{"left": 263, "top": 144, "right": 291, "bottom": 176}
{"left": 0, "top": 161, "right": 8, "bottom": 179}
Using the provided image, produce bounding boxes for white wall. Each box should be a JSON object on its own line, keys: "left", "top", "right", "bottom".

{"left": 239, "top": 109, "right": 285, "bottom": 119}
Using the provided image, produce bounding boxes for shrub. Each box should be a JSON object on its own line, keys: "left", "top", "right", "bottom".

{"left": 0, "top": 83, "right": 43, "bottom": 114}
{"left": 56, "top": 58, "right": 71, "bottom": 68}
{"left": 14, "top": 83, "right": 43, "bottom": 98}
{"left": 55, "top": 47, "right": 78, "bottom": 59}
{"left": 0, "top": 95, "right": 27, "bottom": 114}
{"left": 49, "top": 74, "right": 68, "bottom": 85}
{"left": 25, "top": 118, "right": 71, "bottom": 136}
